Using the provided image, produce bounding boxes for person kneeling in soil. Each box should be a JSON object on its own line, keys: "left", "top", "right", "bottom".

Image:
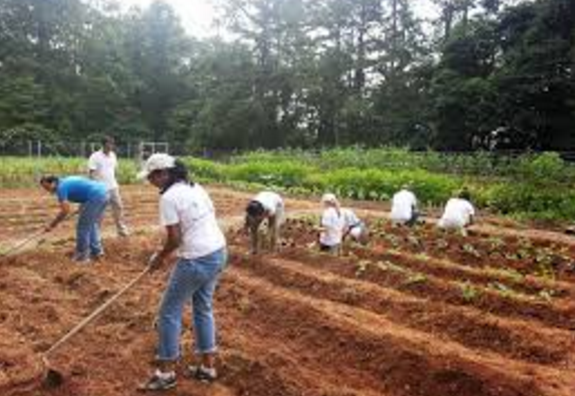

{"left": 390, "top": 184, "right": 419, "bottom": 227}
{"left": 40, "top": 175, "right": 109, "bottom": 263}
{"left": 138, "top": 154, "right": 227, "bottom": 392}
{"left": 437, "top": 189, "right": 475, "bottom": 235}
{"left": 244, "top": 191, "right": 284, "bottom": 254}
{"left": 341, "top": 207, "right": 369, "bottom": 245}
{"left": 318, "top": 193, "right": 345, "bottom": 254}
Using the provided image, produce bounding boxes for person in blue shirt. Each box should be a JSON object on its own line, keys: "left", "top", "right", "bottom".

{"left": 40, "top": 175, "right": 109, "bottom": 263}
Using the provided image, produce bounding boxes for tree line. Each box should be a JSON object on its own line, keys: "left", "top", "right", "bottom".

{"left": 0, "top": 0, "right": 573, "bottom": 152}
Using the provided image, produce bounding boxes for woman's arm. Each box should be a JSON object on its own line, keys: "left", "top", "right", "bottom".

{"left": 149, "top": 224, "right": 181, "bottom": 271}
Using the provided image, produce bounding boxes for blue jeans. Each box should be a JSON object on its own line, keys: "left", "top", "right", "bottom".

{"left": 75, "top": 194, "right": 108, "bottom": 260}
{"left": 157, "top": 248, "right": 227, "bottom": 360}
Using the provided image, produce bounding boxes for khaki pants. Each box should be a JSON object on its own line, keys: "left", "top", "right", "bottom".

{"left": 250, "top": 204, "right": 284, "bottom": 253}
{"left": 108, "top": 188, "right": 129, "bottom": 236}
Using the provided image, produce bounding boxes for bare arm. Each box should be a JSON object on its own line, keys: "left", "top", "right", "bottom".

{"left": 149, "top": 224, "right": 181, "bottom": 271}
{"left": 46, "top": 201, "right": 71, "bottom": 231}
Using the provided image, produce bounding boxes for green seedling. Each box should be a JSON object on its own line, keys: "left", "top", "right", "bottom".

{"left": 462, "top": 243, "right": 481, "bottom": 258}
{"left": 488, "top": 281, "right": 522, "bottom": 299}
{"left": 407, "top": 235, "right": 422, "bottom": 248}
{"left": 355, "top": 260, "right": 371, "bottom": 277}
{"left": 385, "top": 234, "right": 401, "bottom": 248}
{"left": 403, "top": 273, "right": 428, "bottom": 286}
{"left": 376, "top": 260, "right": 407, "bottom": 274}
{"left": 487, "top": 237, "right": 506, "bottom": 251}
{"left": 459, "top": 281, "right": 480, "bottom": 303}
{"left": 487, "top": 267, "right": 524, "bottom": 284}
{"left": 517, "top": 248, "right": 532, "bottom": 260}
{"left": 504, "top": 252, "right": 519, "bottom": 261}
{"left": 435, "top": 239, "right": 449, "bottom": 250}
{"left": 538, "top": 289, "right": 555, "bottom": 302}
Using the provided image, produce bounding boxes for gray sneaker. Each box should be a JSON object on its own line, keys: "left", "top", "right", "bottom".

{"left": 184, "top": 365, "right": 217, "bottom": 382}
{"left": 138, "top": 371, "right": 176, "bottom": 392}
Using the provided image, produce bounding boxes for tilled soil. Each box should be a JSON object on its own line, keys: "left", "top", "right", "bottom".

{"left": 1, "top": 185, "right": 574, "bottom": 395}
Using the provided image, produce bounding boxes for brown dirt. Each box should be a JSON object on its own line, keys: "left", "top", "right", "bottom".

{"left": 0, "top": 185, "right": 574, "bottom": 395}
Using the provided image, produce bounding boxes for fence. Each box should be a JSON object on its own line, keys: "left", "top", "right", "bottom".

{"left": 0, "top": 140, "right": 172, "bottom": 159}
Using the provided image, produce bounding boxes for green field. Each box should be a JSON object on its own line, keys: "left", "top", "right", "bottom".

{"left": 3, "top": 149, "right": 574, "bottom": 223}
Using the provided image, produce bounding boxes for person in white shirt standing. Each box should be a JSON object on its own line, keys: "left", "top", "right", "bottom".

{"left": 319, "top": 193, "right": 345, "bottom": 254}
{"left": 88, "top": 136, "right": 129, "bottom": 237}
{"left": 244, "top": 191, "right": 284, "bottom": 254}
{"left": 438, "top": 189, "right": 476, "bottom": 235}
{"left": 138, "top": 154, "right": 227, "bottom": 391}
{"left": 391, "top": 185, "right": 419, "bottom": 226}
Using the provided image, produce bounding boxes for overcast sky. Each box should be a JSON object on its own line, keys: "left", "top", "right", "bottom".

{"left": 116, "top": 0, "right": 439, "bottom": 37}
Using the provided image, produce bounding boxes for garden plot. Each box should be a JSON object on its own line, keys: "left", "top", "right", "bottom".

{"left": 0, "top": 187, "right": 574, "bottom": 395}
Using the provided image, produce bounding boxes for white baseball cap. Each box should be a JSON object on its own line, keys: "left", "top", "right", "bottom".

{"left": 321, "top": 193, "right": 338, "bottom": 204}
{"left": 137, "top": 153, "right": 176, "bottom": 179}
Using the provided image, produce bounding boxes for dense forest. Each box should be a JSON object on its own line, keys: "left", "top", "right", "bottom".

{"left": 0, "top": 0, "right": 573, "bottom": 152}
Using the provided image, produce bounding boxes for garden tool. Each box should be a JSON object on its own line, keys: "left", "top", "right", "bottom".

{"left": 0, "top": 229, "right": 48, "bottom": 260}
{"left": 0, "top": 210, "right": 80, "bottom": 260}
{"left": 42, "top": 265, "right": 151, "bottom": 388}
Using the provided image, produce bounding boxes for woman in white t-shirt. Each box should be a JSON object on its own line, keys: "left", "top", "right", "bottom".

{"left": 390, "top": 186, "right": 419, "bottom": 226}
{"left": 138, "top": 154, "right": 227, "bottom": 391}
{"left": 319, "top": 193, "right": 345, "bottom": 253}
{"left": 438, "top": 189, "right": 476, "bottom": 233}
{"left": 341, "top": 207, "right": 369, "bottom": 244}
{"left": 244, "top": 191, "right": 284, "bottom": 254}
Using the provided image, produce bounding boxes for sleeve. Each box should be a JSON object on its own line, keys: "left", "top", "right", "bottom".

{"left": 56, "top": 185, "right": 68, "bottom": 202}
{"left": 159, "top": 196, "right": 179, "bottom": 226}
{"left": 321, "top": 209, "right": 335, "bottom": 227}
{"left": 88, "top": 153, "right": 98, "bottom": 171}
{"left": 469, "top": 203, "right": 476, "bottom": 216}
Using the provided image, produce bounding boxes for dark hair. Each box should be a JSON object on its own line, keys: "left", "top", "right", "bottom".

{"left": 160, "top": 159, "right": 194, "bottom": 194}
{"left": 102, "top": 135, "right": 115, "bottom": 146}
{"left": 40, "top": 175, "right": 59, "bottom": 185}
{"left": 246, "top": 200, "right": 265, "bottom": 218}
{"left": 459, "top": 188, "right": 471, "bottom": 201}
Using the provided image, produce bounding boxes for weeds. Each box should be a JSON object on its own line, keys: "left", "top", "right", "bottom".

{"left": 403, "top": 273, "right": 428, "bottom": 286}
{"left": 459, "top": 281, "right": 480, "bottom": 303}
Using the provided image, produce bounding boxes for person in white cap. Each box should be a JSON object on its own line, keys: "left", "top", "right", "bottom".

{"left": 138, "top": 154, "right": 227, "bottom": 391}
{"left": 438, "top": 188, "right": 476, "bottom": 235}
{"left": 88, "top": 135, "right": 130, "bottom": 237}
{"left": 319, "top": 193, "right": 345, "bottom": 253}
{"left": 390, "top": 184, "right": 419, "bottom": 226}
{"left": 244, "top": 191, "right": 284, "bottom": 254}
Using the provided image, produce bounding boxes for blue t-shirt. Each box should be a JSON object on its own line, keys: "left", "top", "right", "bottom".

{"left": 56, "top": 176, "right": 107, "bottom": 203}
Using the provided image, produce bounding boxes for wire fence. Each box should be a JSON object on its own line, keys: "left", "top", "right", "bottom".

{"left": 0, "top": 140, "right": 173, "bottom": 159}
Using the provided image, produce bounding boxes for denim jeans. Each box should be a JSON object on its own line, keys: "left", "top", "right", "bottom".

{"left": 157, "top": 248, "right": 227, "bottom": 361}
{"left": 75, "top": 194, "right": 109, "bottom": 260}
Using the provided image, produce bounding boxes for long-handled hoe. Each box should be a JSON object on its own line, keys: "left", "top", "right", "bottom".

{"left": 41, "top": 265, "right": 151, "bottom": 388}
{"left": 0, "top": 229, "right": 49, "bottom": 260}
{"left": 0, "top": 211, "right": 79, "bottom": 260}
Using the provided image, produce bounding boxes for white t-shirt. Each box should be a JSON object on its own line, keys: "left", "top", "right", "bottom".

{"left": 88, "top": 150, "right": 119, "bottom": 190}
{"left": 160, "top": 182, "right": 226, "bottom": 259}
{"left": 320, "top": 207, "right": 345, "bottom": 247}
{"left": 254, "top": 191, "right": 283, "bottom": 216}
{"left": 341, "top": 208, "right": 361, "bottom": 229}
{"left": 391, "top": 189, "right": 417, "bottom": 222}
{"left": 438, "top": 198, "right": 475, "bottom": 229}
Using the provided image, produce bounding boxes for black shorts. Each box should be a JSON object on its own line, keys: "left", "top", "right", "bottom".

{"left": 320, "top": 243, "right": 336, "bottom": 252}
